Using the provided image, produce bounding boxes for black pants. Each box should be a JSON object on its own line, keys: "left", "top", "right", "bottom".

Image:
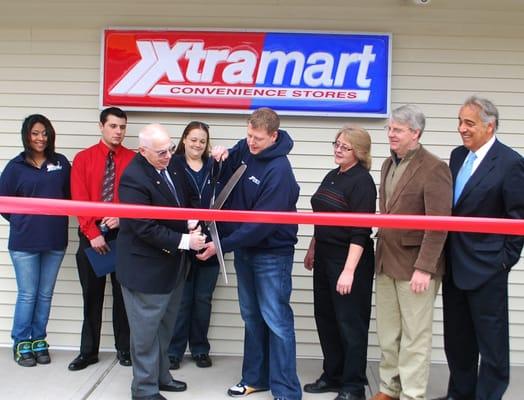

{"left": 313, "top": 240, "right": 374, "bottom": 396}
{"left": 76, "top": 229, "right": 130, "bottom": 355}
{"left": 442, "top": 271, "right": 509, "bottom": 400}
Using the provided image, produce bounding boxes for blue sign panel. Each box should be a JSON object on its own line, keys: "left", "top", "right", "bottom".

{"left": 251, "top": 32, "right": 391, "bottom": 117}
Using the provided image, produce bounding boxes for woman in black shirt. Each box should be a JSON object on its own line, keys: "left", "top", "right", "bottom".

{"left": 303, "top": 126, "right": 376, "bottom": 400}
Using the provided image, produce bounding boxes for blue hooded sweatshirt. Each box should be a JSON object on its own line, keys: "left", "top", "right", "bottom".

{"left": 220, "top": 129, "right": 299, "bottom": 256}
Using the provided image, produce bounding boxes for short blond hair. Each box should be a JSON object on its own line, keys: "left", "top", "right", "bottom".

{"left": 336, "top": 125, "right": 372, "bottom": 170}
{"left": 247, "top": 107, "right": 280, "bottom": 133}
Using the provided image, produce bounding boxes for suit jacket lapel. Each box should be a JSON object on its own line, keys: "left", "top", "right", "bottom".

{"left": 165, "top": 164, "right": 182, "bottom": 206}
{"left": 139, "top": 155, "right": 180, "bottom": 205}
{"left": 379, "top": 158, "right": 392, "bottom": 213}
{"left": 450, "top": 147, "right": 468, "bottom": 182}
{"left": 386, "top": 148, "right": 424, "bottom": 213}
{"left": 455, "top": 140, "right": 499, "bottom": 207}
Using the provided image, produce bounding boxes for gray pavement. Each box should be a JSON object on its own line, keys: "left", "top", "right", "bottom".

{"left": 0, "top": 348, "right": 523, "bottom": 399}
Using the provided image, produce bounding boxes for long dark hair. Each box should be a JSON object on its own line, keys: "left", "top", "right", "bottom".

{"left": 174, "top": 121, "right": 211, "bottom": 161}
{"left": 21, "top": 114, "right": 57, "bottom": 161}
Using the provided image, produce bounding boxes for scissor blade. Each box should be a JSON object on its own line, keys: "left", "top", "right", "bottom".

{"left": 211, "top": 163, "right": 247, "bottom": 210}
{"left": 208, "top": 220, "right": 228, "bottom": 284}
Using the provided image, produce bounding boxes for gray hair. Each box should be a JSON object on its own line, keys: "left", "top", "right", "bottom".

{"left": 462, "top": 96, "right": 499, "bottom": 132}
{"left": 390, "top": 104, "right": 426, "bottom": 137}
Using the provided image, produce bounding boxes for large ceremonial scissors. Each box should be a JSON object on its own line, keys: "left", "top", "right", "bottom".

{"left": 201, "top": 163, "right": 247, "bottom": 284}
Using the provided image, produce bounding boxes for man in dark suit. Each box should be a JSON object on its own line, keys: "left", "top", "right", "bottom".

{"left": 437, "top": 96, "right": 524, "bottom": 400}
{"left": 117, "top": 124, "right": 206, "bottom": 400}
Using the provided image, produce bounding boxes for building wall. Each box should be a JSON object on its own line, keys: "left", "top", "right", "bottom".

{"left": 0, "top": 0, "right": 523, "bottom": 363}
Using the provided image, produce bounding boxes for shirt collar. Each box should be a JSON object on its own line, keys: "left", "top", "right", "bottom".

{"left": 391, "top": 144, "right": 420, "bottom": 165}
{"left": 471, "top": 135, "right": 496, "bottom": 159}
{"left": 98, "top": 140, "right": 123, "bottom": 156}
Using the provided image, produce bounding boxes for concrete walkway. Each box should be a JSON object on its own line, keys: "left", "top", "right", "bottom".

{"left": 1, "top": 348, "right": 522, "bottom": 399}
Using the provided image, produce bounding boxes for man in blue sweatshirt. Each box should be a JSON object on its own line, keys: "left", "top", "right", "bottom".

{"left": 198, "top": 107, "right": 301, "bottom": 400}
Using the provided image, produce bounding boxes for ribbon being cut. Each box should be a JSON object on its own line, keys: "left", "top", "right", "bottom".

{"left": 0, "top": 195, "right": 522, "bottom": 236}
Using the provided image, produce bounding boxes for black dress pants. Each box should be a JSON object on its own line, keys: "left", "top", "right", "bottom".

{"left": 442, "top": 271, "right": 509, "bottom": 400}
{"left": 313, "top": 240, "right": 374, "bottom": 397}
{"left": 76, "top": 229, "right": 130, "bottom": 355}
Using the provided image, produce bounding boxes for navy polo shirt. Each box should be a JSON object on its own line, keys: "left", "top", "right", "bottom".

{"left": 0, "top": 152, "right": 71, "bottom": 251}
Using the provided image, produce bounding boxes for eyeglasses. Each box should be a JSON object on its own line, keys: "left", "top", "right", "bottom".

{"left": 143, "top": 142, "right": 176, "bottom": 158}
{"left": 332, "top": 141, "right": 353, "bottom": 152}
{"left": 384, "top": 125, "right": 413, "bottom": 135}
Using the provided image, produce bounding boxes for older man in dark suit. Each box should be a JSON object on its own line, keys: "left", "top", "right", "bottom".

{"left": 116, "top": 124, "right": 206, "bottom": 400}
{"left": 435, "top": 97, "right": 524, "bottom": 400}
{"left": 372, "top": 104, "right": 452, "bottom": 400}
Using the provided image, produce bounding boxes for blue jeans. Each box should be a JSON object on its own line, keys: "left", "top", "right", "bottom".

{"left": 234, "top": 249, "right": 302, "bottom": 400}
{"left": 9, "top": 250, "right": 65, "bottom": 345}
{"left": 168, "top": 262, "right": 219, "bottom": 359}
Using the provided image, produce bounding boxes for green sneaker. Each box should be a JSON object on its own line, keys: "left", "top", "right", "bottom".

{"left": 14, "top": 341, "right": 36, "bottom": 367}
{"left": 32, "top": 339, "right": 51, "bottom": 364}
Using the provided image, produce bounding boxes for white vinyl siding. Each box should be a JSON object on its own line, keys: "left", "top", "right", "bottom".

{"left": 0, "top": 0, "right": 523, "bottom": 363}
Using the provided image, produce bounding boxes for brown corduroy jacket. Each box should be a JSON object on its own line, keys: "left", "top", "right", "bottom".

{"left": 375, "top": 145, "right": 452, "bottom": 281}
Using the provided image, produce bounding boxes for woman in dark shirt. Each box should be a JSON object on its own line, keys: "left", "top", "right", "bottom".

{"left": 303, "top": 126, "right": 376, "bottom": 400}
{"left": 0, "top": 114, "right": 70, "bottom": 367}
{"left": 167, "top": 121, "right": 221, "bottom": 370}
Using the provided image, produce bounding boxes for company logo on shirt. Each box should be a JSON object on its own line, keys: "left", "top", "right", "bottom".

{"left": 248, "top": 176, "right": 261, "bottom": 185}
{"left": 46, "top": 161, "right": 62, "bottom": 172}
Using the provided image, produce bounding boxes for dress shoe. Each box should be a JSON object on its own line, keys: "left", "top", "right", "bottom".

{"left": 335, "top": 392, "right": 365, "bottom": 400}
{"left": 169, "top": 356, "right": 180, "bottom": 370}
{"left": 117, "top": 350, "right": 132, "bottom": 366}
{"left": 132, "top": 394, "right": 167, "bottom": 400}
{"left": 303, "top": 378, "right": 341, "bottom": 393}
{"left": 369, "top": 392, "right": 398, "bottom": 400}
{"left": 193, "top": 353, "right": 212, "bottom": 368}
{"left": 68, "top": 354, "right": 99, "bottom": 371}
{"left": 159, "top": 379, "right": 187, "bottom": 392}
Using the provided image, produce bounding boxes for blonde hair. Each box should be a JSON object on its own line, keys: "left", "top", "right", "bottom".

{"left": 336, "top": 125, "right": 372, "bottom": 170}
{"left": 248, "top": 107, "right": 280, "bottom": 133}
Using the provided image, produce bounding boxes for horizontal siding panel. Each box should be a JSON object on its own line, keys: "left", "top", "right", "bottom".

{"left": 393, "top": 76, "right": 524, "bottom": 92}
{"left": 394, "top": 34, "right": 524, "bottom": 52}
{"left": 0, "top": 40, "right": 98, "bottom": 55}
{"left": 394, "top": 48, "right": 524, "bottom": 65}
{"left": 0, "top": 54, "right": 98, "bottom": 68}
{"left": 0, "top": 68, "right": 99, "bottom": 82}
{"left": 0, "top": 94, "right": 98, "bottom": 108}
{"left": 0, "top": 81, "right": 99, "bottom": 95}
{"left": 394, "top": 62, "right": 524, "bottom": 79}
{"left": 0, "top": 107, "right": 105, "bottom": 123}
{"left": 393, "top": 90, "right": 524, "bottom": 108}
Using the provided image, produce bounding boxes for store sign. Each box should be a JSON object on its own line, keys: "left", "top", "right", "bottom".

{"left": 101, "top": 29, "right": 391, "bottom": 117}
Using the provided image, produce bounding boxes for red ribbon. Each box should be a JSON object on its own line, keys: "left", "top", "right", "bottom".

{"left": 0, "top": 196, "right": 522, "bottom": 236}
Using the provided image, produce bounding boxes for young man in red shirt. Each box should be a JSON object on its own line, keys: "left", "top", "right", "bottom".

{"left": 68, "top": 107, "right": 135, "bottom": 371}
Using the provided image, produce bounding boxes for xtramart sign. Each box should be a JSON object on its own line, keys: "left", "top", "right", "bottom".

{"left": 101, "top": 29, "right": 391, "bottom": 117}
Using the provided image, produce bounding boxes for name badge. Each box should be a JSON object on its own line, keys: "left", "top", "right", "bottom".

{"left": 47, "top": 161, "right": 63, "bottom": 172}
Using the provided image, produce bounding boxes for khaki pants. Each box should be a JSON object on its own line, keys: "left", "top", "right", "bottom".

{"left": 375, "top": 273, "right": 440, "bottom": 400}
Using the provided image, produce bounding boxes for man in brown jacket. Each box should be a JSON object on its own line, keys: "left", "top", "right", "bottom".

{"left": 371, "top": 104, "right": 452, "bottom": 400}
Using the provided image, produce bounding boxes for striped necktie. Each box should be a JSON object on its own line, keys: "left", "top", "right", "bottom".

{"left": 101, "top": 151, "right": 115, "bottom": 202}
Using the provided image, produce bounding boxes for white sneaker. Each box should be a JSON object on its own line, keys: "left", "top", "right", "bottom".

{"left": 227, "top": 383, "right": 268, "bottom": 397}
